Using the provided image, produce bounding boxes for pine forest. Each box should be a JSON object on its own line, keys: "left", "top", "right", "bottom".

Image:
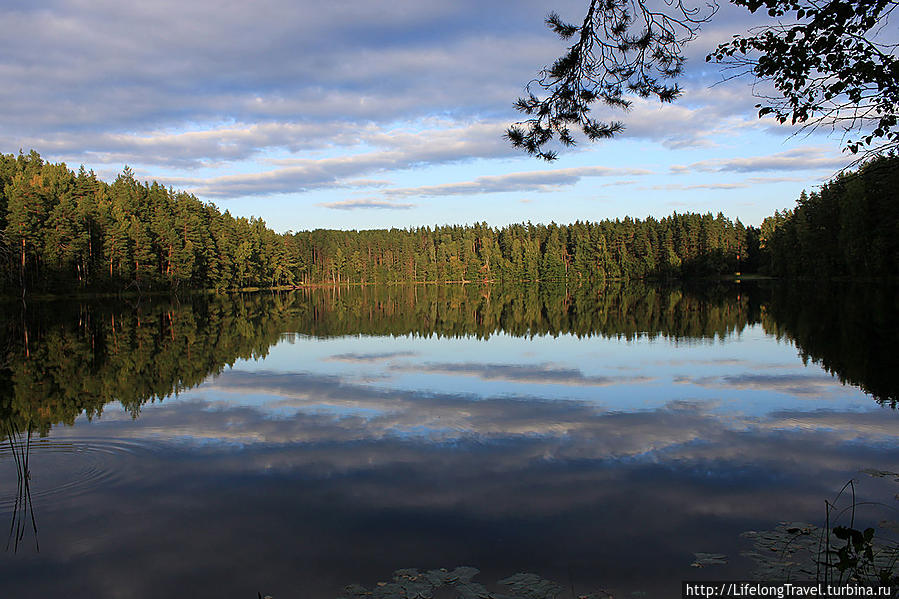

{"left": 1, "top": 150, "right": 896, "bottom": 294}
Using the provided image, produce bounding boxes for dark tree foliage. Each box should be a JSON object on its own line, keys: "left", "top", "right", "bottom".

{"left": 710, "top": 0, "right": 899, "bottom": 159}
{"left": 759, "top": 154, "right": 899, "bottom": 277}
{"left": 512, "top": 0, "right": 898, "bottom": 161}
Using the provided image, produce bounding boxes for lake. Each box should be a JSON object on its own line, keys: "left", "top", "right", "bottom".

{"left": 1, "top": 281, "right": 897, "bottom": 598}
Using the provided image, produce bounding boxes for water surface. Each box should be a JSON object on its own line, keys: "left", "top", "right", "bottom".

{"left": 1, "top": 282, "right": 897, "bottom": 597}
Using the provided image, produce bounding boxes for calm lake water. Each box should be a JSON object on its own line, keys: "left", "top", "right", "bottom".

{"left": 1, "top": 282, "right": 897, "bottom": 598}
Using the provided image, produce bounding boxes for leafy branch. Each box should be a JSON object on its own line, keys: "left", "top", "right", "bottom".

{"left": 708, "top": 0, "right": 899, "bottom": 162}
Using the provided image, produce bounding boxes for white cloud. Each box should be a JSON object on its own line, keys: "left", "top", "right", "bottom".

{"left": 0, "top": 0, "right": 562, "bottom": 138}
{"left": 318, "top": 199, "right": 415, "bottom": 211}
{"left": 672, "top": 147, "right": 852, "bottom": 175}
{"left": 650, "top": 174, "right": 814, "bottom": 192}
{"left": 384, "top": 166, "right": 652, "bottom": 198}
{"left": 0, "top": 0, "right": 828, "bottom": 177}
{"left": 0, "top": 0, "right": 864, "bottom": 228}
{"left": 652, "top": 182, "right": 749, "bottom": 191}
{"left": 139, "top": 120, "right": 520, "bottom": 198}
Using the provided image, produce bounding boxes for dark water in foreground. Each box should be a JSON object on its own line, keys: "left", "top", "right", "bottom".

{"left": 0, "top": 282, "right": 897, "bottom": 598}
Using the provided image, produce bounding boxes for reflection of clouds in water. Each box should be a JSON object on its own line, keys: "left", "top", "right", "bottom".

{"left": 661, "top": 358, "right": 796, "bottom": 368}
{"left": 325, "top": 351, "right": 418, "bottom": 363}
{"left": 663, "top": 358, "right": 746, "bottom": 367}
{"left": 760, "top": 408, "right": 899, "bottom": 439}
{"left": 688, "top": 373, "right": 843, "bottom": 396}
{"left": 49, "top": 395, "right": 899, "bottom": 537}
{"left": 171, "top": 370, "right": 614, "bottom": 440}
{"left": 30, "top": 375, "right": 899, "bottom": 599}
{"left": 389, "top": 361, "right": 654, "bottom": 387}
{"left": 86, "top": 369, "right": 899, "bottom": 463}
{"left": 319, "top": 353, "right": 651, "bottom": 387}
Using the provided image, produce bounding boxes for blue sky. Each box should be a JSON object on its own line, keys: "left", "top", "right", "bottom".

{"left": 0, "top": 0, "right": 858, "bottom": 232}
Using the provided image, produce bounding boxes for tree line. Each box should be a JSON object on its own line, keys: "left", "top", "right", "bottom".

{"left": 292, "top": 212, "right": 755, "bottom": 285}
{"left": 1, "top": 150, "right": 896, "bottom": 292}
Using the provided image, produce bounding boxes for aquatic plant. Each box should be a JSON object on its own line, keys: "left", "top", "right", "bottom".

{"left": 338, "top": 566, "right": 613, "bottom": 599}
{"left": 742, "top": 479, "right": 899, "bottom": 591}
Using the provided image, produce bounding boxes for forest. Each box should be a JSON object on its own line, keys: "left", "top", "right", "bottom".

{"left": 759, "top": 157, "right": 899, "bottom": 278}
{"left": 0, "top": 150, "right": 896, "bottom": 293}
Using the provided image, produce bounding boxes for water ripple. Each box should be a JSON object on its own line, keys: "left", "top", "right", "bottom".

{"left": 0, "top": 437, "right": 156, "bottom": 511}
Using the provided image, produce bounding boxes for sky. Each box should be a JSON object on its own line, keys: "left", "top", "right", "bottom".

{"left": 0, "top": 0, "right": 861, "bottom": 232}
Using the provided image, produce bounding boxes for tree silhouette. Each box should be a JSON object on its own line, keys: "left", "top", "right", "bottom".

{"left": 510, "top": 0, "right": 898, "bottom": 162}
{"left": 711, "top": 0, "right": 899, "bottom": 161}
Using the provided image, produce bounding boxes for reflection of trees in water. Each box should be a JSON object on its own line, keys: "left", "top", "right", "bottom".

{"left": 0, "top": 293, "right": 298, "bottom": 437}
{"left": 295, "top": 281, "right": 758, "bottom": 341}
{"left": 760, "top": 282, "right": 899, "bottom": 408}
{"left": 296, "top": 281, "right": 897, "bottom": 407}
{"left": 0, "top": 281, "right": 894, "bottom": 439}
{"left": 4, "top": 423, "right": 38, "bottom": 552}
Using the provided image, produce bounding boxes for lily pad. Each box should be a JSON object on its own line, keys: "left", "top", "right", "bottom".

{"left": 860, "top": 468, "right": 899, "bottom": 482}
{"left": 339, "top": 567, "right": 613, "bottom": 599}
{"left": 690, "top": 553, "right": 728, "bottom": 567}
{"left": 497, "top": 573, "right": 564, "bottom": 599}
